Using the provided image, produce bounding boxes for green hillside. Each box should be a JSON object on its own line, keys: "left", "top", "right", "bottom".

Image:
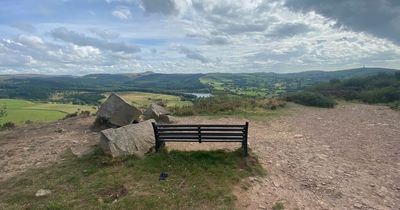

{"left": 0, "top": 99, "right": 96, "bottom": 124}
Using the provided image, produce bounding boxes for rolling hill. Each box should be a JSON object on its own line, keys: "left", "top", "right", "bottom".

{"left": 0, "top": 67, "right": 398, "bottom": 101}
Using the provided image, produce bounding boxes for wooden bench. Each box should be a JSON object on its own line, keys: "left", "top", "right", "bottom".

{"left": 152, "top": 122, "right": 249, "bottom": 156}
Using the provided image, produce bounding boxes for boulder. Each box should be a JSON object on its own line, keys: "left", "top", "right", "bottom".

{"left": 96, "top": 93, "right": 142, "bottom": 127}
{"left": 143, "top": 103, "right": 170, "bottom": 123}
{"left": 99, "top": 119, "right": 156, "bottom": 158}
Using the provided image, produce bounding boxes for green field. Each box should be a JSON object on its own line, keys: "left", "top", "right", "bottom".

{"left": 105, "top": 91, "right": 192, "bottom": 109}
{"left": 0, "top": 99, "right": 96, "bottom": 125}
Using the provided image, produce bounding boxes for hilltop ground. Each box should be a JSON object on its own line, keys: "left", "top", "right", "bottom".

{"left": 0, "top": 103, "right": 399, "bottom": 209}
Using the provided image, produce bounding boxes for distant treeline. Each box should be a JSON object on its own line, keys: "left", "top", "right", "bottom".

{"left": 0, "top": 73, "right": 206, "bottom": 105}
{"left": 287, "top": 72, "right": 400, "bottom": 109}
{"left": 0, "top": 68, "right": 399, "bottom": 107}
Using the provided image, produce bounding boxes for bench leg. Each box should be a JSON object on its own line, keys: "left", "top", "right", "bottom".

{"left": 242, "top": 140, "right": 248, "bottom": 157}
{"left": 155, "top": 140, "right": 165, "bottom": 152}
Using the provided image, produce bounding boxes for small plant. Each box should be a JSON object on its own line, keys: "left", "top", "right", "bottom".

{"left": 389, "top": 101, "right": 400, "bottom": 110}
{"left": 79, "top": 110, "right": 91, "bottom": 117}
{"left": 272, "top": 202, "right": 285, "bottom": 210}
{"left": 24, "top": 120, "right": 33, "bottom": 124}
{"left": 63, "top": 112, "right": 78, "bottom": 119}
{"left": 170, "top": 105, "right": 195, "bottom": 116}
{"left": 1, "top": 122, "right": 15, "bottom": 130}
{"left": 0, "top": 104, "right": 7, "bottom": 124}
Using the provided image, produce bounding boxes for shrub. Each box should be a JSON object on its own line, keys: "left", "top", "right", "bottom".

{"left": 358, "top": 87, "right": 400, "bottom": 104}
{"left": 287, "top": 91, "right": 336, "bottom": 108}
{"left": 170, "top": 95, "right": 285, "bottom": 116}
{"left": 1, "top": 122, "right": 15, "bottom": 130}
{"left": 259, "top": 98, "right": 286, "bottom": 110}
{"left": 389, "top": 101, "right": 400, "bottom": 110}
{"left": 63, "top": 112, "right": 78, "bottom": 119}
{"left": 170, "top": 105, "right": 195, "bottom": 116}
{"left": 79, "top": 110, "right": 91, "bottom": 117}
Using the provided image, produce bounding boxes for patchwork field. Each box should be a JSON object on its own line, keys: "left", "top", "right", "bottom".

{"left": 105, "top": 91, "right": 192, "bottom": 109}
{"left": 0, "top": 99, "right": 96, "bottom": 124}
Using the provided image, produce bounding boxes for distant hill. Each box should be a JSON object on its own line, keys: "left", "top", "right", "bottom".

{"left": 200, "top": 68, "right": 399, "bottom": 96}
{"left": 0, "top": 67, "right": 398, "bottom": 100}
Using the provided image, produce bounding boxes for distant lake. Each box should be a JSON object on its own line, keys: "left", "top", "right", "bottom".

{"left": 188, "top": 93, "right": 212, "bottom": 98}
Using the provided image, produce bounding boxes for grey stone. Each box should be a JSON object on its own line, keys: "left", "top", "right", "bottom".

{"left": 353, "top": 203, "right": 363, "bottom": 208}
{"left": 143, "top": 103, "right": 170, "bottom": 123}
{"left": 100, "top": 119, "right": 156, "bottom": 158}
{"left": 70, "top": 145, "right": 96, "bottom": 158}
{"left": 96, "top": 93, "right": 142, "bottom": 127}
{"left": 35, "top": 189, "right": 51, "bottom": 197}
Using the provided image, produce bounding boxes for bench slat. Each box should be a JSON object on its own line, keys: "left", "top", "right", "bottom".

{"left": 152, "top": 122, "right": 249, "bottom": 157}
{"left": 157, "top": 128, "right": 245, "bottom": 132}
{"left": 159, "top": 136, "right": 245, "bottom": 140}
{"left": 160, "top": 139, "right": 244, "bottom": 142}
{"left": 158, "top": 132, "right": 244, "bottom": 136}
{"left": 155, "top": 124, "right": 246, "bottom": 128}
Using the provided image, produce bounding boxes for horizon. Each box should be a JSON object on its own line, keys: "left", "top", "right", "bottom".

{"left": 0, "top": 66, "right": 399, "bottom": 77}
{"left": 1, "top": 0, "right": 400, "bottom": 75}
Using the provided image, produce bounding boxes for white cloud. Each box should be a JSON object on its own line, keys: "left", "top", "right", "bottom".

{"left": 10, "top": 23, "right": 37, "bottom": 33}
{"left": 89, "top": 28, "right": 120, "bottom": 39}
{"left": 0, "top": 0, "right": 400, "bottom": 74}
{"left": 51, "top": 27, "right": 140, "bottom": 53}
{"left": 112, "top": 6, "right": 132, "bottom": 20}
{"left": 177, "top": 46, "right": 209, "bottom": 63}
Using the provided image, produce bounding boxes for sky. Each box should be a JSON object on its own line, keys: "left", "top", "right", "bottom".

{"left": 0, "top": 0, "right": 399, "bottom": 75}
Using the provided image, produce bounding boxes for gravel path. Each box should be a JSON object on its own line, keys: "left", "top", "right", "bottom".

{"left": 234, "top": 104, "right": 400, "bottom": 210}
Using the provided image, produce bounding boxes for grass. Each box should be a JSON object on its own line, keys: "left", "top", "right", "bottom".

{"left": 0, "top": 148, "right": 264, "bottom": 210}
{"left": 201, "top": 108, "right": 288, "bottom": 122}
{"left": 104, "top": 91, "right": 192, "bottom": 109}
{"left": 0, "top": 99, "right": 96, "bottom": 125}
{"left": 170, "top": 95, "right": 288, "bottom": 122}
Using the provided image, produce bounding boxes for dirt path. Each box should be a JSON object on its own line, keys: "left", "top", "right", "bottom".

{"left": 0, "top": 103, "right": 399, "bottom": 209}
{"left": 234, "top": 104, "right": 400, "bottom": 210}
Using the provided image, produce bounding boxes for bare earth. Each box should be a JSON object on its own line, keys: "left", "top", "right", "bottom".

{"left": 0, "top": 103, "right": 399, "bottom": 209}
{"left": 0, "top": 117, "right": 99, "bottom": 182}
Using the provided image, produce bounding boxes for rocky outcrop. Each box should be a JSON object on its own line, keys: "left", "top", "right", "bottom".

{"left": 143, "top": 103, "right": 170, "bottom": 123}
{"left": 99, "top": 119, "right": 156, "bottom": 158}
{"left": 96, "top": 93, "right": 142, "bottom": 127}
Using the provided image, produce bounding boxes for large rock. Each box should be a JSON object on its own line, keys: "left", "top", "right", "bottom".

{"left": 97, "top": 93, "right": 142, "bottom": 127}
{"left": 143, "top": 103, "right": 170, "bottom": 123}
{"left": 99, "top": 119, "right": 156, "bottom": 158}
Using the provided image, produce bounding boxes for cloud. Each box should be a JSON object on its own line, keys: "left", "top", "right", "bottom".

{"left": 284, "top": 0, "right": 400, "bottom": 43}
{"left": 106, "top": 0, "right": 137, "bottom": 3}
{"left": 10, "top": 23, "right": 37, "bottom": 33}
{"left": 140, "top": 0, "right": 179, "bottom": 15}
{"left": 112, "top": 6, "right": 132, "bottom": 20}
{"left": 16, "top": 34, "right": 44, "bottom": 46}
{"left": 0, "top": 34, "right": 143, "bottom": 75}
{"left": 89, "top": 28, "right": 120, "bottom": 39}
{"left": 178, "top": 46, "right": 209, "bottom": 63}
{"left": 1, "top": 0, "right": 400, "bottom": 74}
{"left": 51, "top": 27, "right": 140, "bottom": 53}
{"left": 267, "top": 23, "right": 313, "bottom": 38}
{"left": 206, "top": 36, "right": 229, "bottom": 45}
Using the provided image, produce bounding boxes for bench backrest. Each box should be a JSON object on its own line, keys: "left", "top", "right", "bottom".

{"left": 152, "top": 122, "right": 248, "bottom": 142}
{"left": 152, "top": 122, "right": 249, "bottom": 156}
